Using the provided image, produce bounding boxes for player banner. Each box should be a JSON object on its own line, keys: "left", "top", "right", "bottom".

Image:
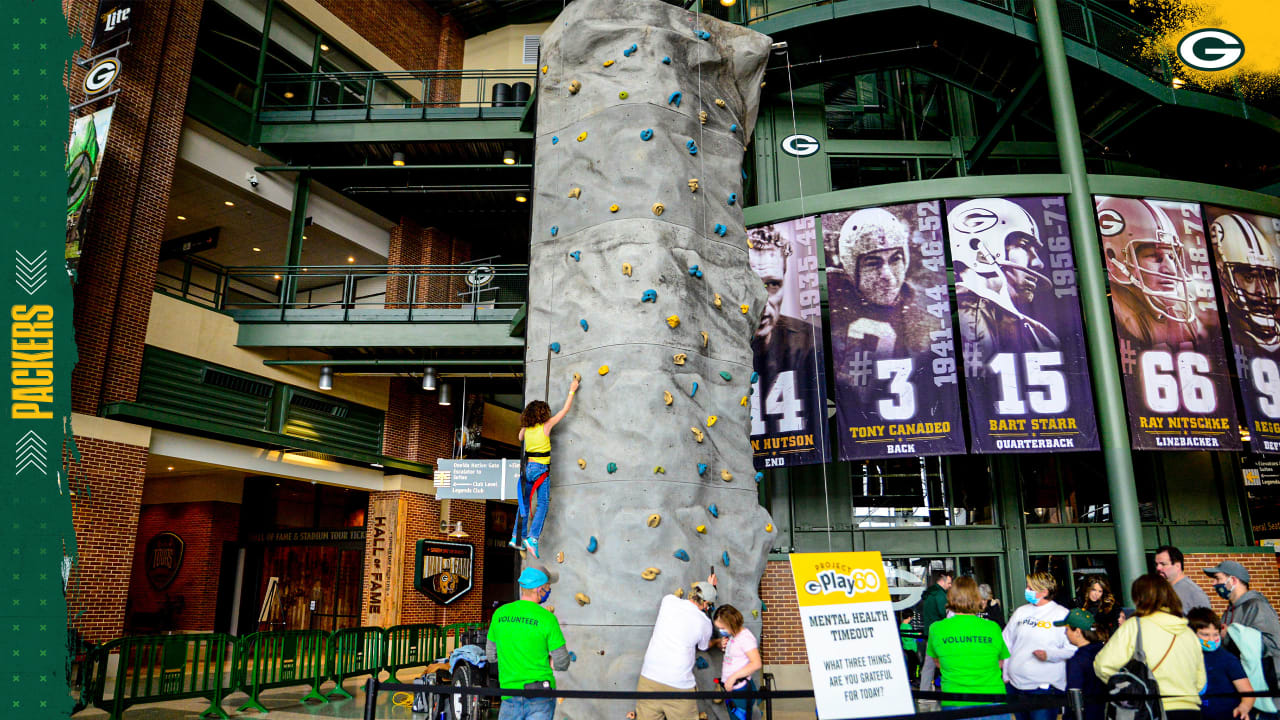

{"left": 1095, "top": 197, "right": 1240, "bottom": 450}
{"left": 825, "top": 202, "right": 966, "bottom": 460}
{"left": 748, "top": 217, "right": 831, "bottom": 468}
{"left": 946, "top": 196, "right": 1099, "bottom": 453}
{"left": 1207, "top": 206, "right": 1280, "bottom": 453}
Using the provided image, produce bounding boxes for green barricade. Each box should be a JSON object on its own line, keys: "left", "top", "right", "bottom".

{"left": 231, "top": 630, "right": 328, "bottom": 712}
{"left": 384, "top": 623, "right": 443, "bottom": 678}
{"left": 86, "top": 633, "right": 233, "bottom": 720}
{"left": 326, "top": 626, "right": 387, "bottom": 699}
{"left": 441, "top": 622, "right": 481, "bottom": 654}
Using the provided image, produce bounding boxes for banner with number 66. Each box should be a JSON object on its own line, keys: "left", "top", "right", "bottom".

{"left": 947, "top": 196, "right": 1099, "bottom": 454}
{"left": 826, "top": 202, "right": 966, "bottom": 461}
{"left": 1095, "top": 196, "right": 1240, "bottom": 451}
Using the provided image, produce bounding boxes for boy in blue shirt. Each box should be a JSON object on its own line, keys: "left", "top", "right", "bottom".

{"left": 1187, "top": 607, "right": 1254, "bottom": 720}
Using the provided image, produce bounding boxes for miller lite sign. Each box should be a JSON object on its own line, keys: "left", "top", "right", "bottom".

{"left": 91, "top": 0, "right": 137, "bottom": 48}
{"left": 414, "top": 540, "right": 474, "bottom": 605}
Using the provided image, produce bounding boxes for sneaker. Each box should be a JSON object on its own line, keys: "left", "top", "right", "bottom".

{"left": 507, "top": 538, "right": 521, "bottom": 550}
{"left": 524, "top": 537, "right": 540, "bottom": 558}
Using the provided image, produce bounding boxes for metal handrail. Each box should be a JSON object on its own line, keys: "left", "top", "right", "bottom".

{"left": 258, "top": 68, "right": 538, "bottom": 121}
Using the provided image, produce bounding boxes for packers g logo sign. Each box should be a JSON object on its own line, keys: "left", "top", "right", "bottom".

{"left": 1097, "top": 208, "right": 1125, "bottom": 237}
{"left": 1177, "top": 28, "right": 1244, "bottom": 72}
{"left": 804, "top": 568, "right": 882, "bottom": 598}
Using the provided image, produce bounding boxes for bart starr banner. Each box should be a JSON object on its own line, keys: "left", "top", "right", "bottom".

{"left": 748, "top": 217, "right": 832, "bottom": 468}
{"left": 1096, "top": 197, "right": 1240, "bottom": 451}
{"left": 1207, "top": 206, "right": 1280, "bottom": 453}
{"left": 826, "top": 202, "right": 965, "bottom": 460}
{"left": 947, "top": 196, "right": 1099, "bottom": 453}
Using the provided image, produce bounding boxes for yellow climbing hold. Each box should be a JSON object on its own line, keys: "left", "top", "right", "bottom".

{"left": 598, "top": 365, "right": 609, "bottom": 376}
{"left": 575, "top": 592, "right": 591, "bottom": 606}
{"left": 653, "top": 466, "right": 666, "bottom": 474}
{"left": 688, "top": 178, "right": 699, "bottom": 192}
{"left": 699, "top": 110, "right": 708, "bottom": 125}
{"left": 664, "top": 391, "right": 674, "bottom": 406}
{"left": 713, "top": 293, "right": 723, "bottom": 308}
{"left": 610, "top": 203, "right": 619, "bottom": 213}
{"left": 542, "top": 65, "right": 549, "bottom": 74}
{"left": 577, "top": 131, "right": 588, "bottom": 142}
{"left": 619, "top": 90, "right": 629, "bottom": 99}
{"left": 696, "top": 524, "right": 706, "bottom": 533}
{"left": 622, "top": 263, "right": 633, "bottom": 277}
{"left": 766, "top": 523, "right": 774, "bottom": 532}
{"left": 707, "top": 415, "right": 718, "bottom": 427}
{"left": 740, "top": 396, "right": 749, "bottom": 407}
{"left": 603, "top": 59, "right": 614, "bottom": 67}
{"left": 652, "top": 202, "right": 664, "bottom": 216}
{"left": 721, "top": 469, "right": 733, "bottom": 482}
{"left": 666, "top": 315, "right": 680, "bottom": 329}
{"left": 673, "top": 353, "right": 687, "bottom": 366}
{"left": 573, "top": 372, "right": 582, "bottom": 383}
{"left": 647, "top": 513, "right": 661, "bottom": 528}
{"left": 700, "top": 331, "right": 708, "bottom": 347}
{"left": 740, "top": 304, "right": 750, "bottom": 314}
{"left": 691, "top": 427, "right": 704, "bottom": 443}
{"left": 752, "top": 609, "right": 759, "bottom": 618}
{"left": 641, "top": 567, "right": 661, "bottom": 581}
{"left": 715, "top": 98, "right": 726, "bottom": 107}
{"left": 577, "top": 458, "right": 586, "bottom": 469}
{"left": 568, "top": 187, "right": 581, "bottom": 199}
{"left": 569, "top": 80, "right": 581, "bottom": 94}
{"left": 556, "top": 551, "right": 565, "bottom": 563}
{"left": 746, "top": 237, "right": 755, "bottom": 249}
{"left": 675, "top": 587, "right": 685, "bottom": 598}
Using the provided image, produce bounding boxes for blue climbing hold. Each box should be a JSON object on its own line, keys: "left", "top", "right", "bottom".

{"left": 722, "top": 551, "right": 730, "bottom": 567}
{"left": 713, "top": 223, "right": 727, "bottom": 237}
{"left": 569, "top": 250, "right": 581, "bottom": 262}
{"left": 730, "top": 123, "right": 739, "bottom": 132}
{"left": 623, "top": 43, "right": 637, "bottom": 57}
{"left": 674, "top": 549, "right": 690, "bottom": 562}
{"left": 640, "top": 128, "right": 654, "bottom": 141}
{"left": 587, "top": 536, "right": 598, "bottom": 553}
{"left": 719, "top": 371, "right": 733, "bottom": 381}
{"left": 687, "top": 265, "right": 700, "bottom": 277}
{"left": 668, "top": 91, "right": 682, "bottom": 107}
{"left": 728, "top": 193, "right": 737, "bottom": 206}
{"left": 750, "top": 371, "right": 759, "bottom": 383}
{"left": 761, "top": 602, "right": 767, "bottom": 612}
{"left": 690, "top": 382, "right": 698, "bottom": 398}
{"left": 662, "top": 56, "right": 671, "bottom": 65}
{"left": 552, "top": 136, "right": 559, "bottom": 145}
{"left": 580, "top": 319, "right": 589, "bottom": 331}
{"left": 742, "top": 168, "right": 748, "bottom": 179}
{"left": 550, "top": 226, "right": 559, "bottom": 237}
{"left": 695, "top": 269, "right": 703, "bottom": 278}
{"left": 698, "top": 463, "right": 708, "bottom": 476}
{"left": 708, "top": 504, "right": 719, "bottom": 518}
{"left": 641, "top": 289, "right": 658, "bottom": 303}
{"left": 695, "top": 656, "right": 709, "bottom": 670}
{"left": 697, "top": 30, "right": 711, "bottom": 40}
{"left": 607, "top": 462, "right": 617, "bottom": 474}
{"left": 686, "top": 139, "right": 698, "bottom": 156}
{"left": 754, "top": 471, "right": 764, "bottom": 484}
{"left": 569, "top": 652, "right": 577, "bottom": 662}
{"left": 550, "top": 342, "right": 561, "bottom": 353}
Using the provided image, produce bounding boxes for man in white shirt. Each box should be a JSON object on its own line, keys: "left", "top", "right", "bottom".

{"left": 1003, "top": 572, "right": 1077, "bottom": 720}
{"left": 1155, "top": 545, "right": 1211, "bottom": 613}
{"left": 636, "top": 574, "right": 717, "bottom": 720}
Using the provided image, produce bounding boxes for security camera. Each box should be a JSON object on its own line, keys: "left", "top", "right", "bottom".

{"left": 246, "top": 173, "right": 259, "bottom": 188}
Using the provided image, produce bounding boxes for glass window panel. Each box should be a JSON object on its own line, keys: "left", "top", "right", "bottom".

{"left": 830, "top": 157, "right": 915, "bottom": 190}
{"left": 267, "top": 7, "right": 316, "bottom": 69}
{"left": 1028, "top": 554, "right": 1071, "bottom": 602}
{"left": 849, "top": 455, "right": 992, "bottom": 527}
{"left": 1020, "top": 455, "right": 1063, "bottom": 524}
{"left": 193, "top": 1, "right": 264, "bottom": 105}
{"left": 826, "top": 71, "right": 906, "bottom": 140}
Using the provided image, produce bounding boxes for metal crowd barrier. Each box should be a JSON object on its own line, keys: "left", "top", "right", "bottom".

{"left": 231, "top": 630, "right": 328, "bottom": 712}
{"left": 326, "top": 626, "right": 388, "bottom": 699}
{"left": 83, "top": 633, "right": 234, "bottom": 720}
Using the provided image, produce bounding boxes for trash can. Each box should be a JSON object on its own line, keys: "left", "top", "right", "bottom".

{"left": 491, "top": 82, "right": 512, "bottom": 108}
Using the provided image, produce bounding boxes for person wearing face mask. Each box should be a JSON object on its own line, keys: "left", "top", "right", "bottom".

{"left": 1205, "top": 559, "right": 1280, "bottom": 714}
{"left": 1001, "top": 573, "right": 1076, "bottom": 720}
{"left": 712, "top": 605, "right": 762, "bottom": 720}
{"left": 486, "top": 566, "right": 570, "bottom": 720}
{"left": 1187, "top": 607, "right": 1254, "bottom": 720}
{"left": 636, "top": 574, "right": 719, "bottom": 720}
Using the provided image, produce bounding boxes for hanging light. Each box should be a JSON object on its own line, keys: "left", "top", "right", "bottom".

{"left": 422, "top": 366, "right": 436, "bottom": 391}
{"left": 392, "top": 151, "right": 406, "bottom": 167}
{"left": 515, "top": 193, "right": 528, "bottom": 203}
{"left": 438, "top": 382, "right": 452, "bottom": 405}
{"left": 502, "top": 150, "right": 517, "bottom": 165}
{"left": 318, "top": 366, "right": 333, "bottom": 391}
{"left": 720, "top": 0, "right": 736, "bottom": 5}
{"left": 448, "top": 521, "right": 469, "bottom": 538}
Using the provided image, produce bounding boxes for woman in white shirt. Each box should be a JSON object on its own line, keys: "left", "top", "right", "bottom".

{"left": 1002, "top": 572, "right": 1076, "bottom": 720}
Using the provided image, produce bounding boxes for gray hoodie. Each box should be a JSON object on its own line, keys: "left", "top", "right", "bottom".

{"left": 1223, "top": 589, "right": 1280, "bottom": 676}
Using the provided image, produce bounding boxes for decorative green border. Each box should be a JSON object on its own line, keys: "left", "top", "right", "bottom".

{"left": 1, "top": 2, "right": 81, "bottom": 719}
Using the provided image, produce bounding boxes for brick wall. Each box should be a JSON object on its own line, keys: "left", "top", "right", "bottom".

{"left": 65, "top": 0, "right": 204, "bottom": 415}
{"left": 126, "top": 502, "right": 240, "bottom": 633}
{"left": 759, "top": 559, "right": 806, "bottom": 664}
{"left": 315, "top": 0, "right": 463, "bottom": 74}
{"left": 66, "top": 436, "right": 148, "bottom": 643}
{"left": 1183, "top": 552, "right": 1280, "bottom": 617}
{"left": 382, "top": 379, "right": 455, "bottom": 462}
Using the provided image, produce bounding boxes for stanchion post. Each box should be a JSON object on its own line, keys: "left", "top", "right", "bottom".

{"left": 363, "top": 677, "right": 379, "bottom": 720}
{"left": 1068, "top": 688, "right": 1085, "bottom": 720}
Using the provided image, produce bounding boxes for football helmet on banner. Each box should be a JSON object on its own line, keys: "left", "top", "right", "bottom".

{"left": 837, "top": 208, "right": 910, "bottom": 307}
{"left": 1096, "top": 197, "right": 1198, "bottom": 324}
{"left": 1212, "top": 212, "right": 1280, "bottom": 348}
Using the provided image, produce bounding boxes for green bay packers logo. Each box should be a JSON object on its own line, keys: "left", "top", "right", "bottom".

{"left": 1097, "top": 208, "right": 1125, "bottom": 236}
{"left": 1176, "top": 28, "right": 1244, "bottom": 72}
{"left": 84, "top": 57, "right": 121, "bottom": 95}
{"left": 414, "top": 540, "right": 474, "bottom": 605}
{"left": 67, "top": 151, "right": 94, "bottom": 214}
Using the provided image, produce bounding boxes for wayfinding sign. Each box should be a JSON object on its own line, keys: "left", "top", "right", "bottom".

{"left": 434, "top": 458, "right": 520, "bottom": 499}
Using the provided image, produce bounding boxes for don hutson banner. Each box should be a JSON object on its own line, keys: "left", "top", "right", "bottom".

{"left": 1096, "top": 196, "right": 1240, "bottom": 450}
{"left": 748, "top": 217, "right": 831, "bottom": 468}
{"left": 826, "top": 202, "right": 965, "bottom": 460}
{"left": 946, "top": 196, "right": 1099, "bottom": 453}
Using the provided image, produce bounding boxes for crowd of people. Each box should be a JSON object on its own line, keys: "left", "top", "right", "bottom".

{"left": 910, "top": 546, "right": 1280, "bottom": 720}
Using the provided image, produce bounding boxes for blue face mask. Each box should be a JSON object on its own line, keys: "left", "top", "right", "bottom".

{"left": 1200, "top": 638, "right": 1221, "bottom": 652}
{"left": 1213, "top": 583, "right": 1232, "bottom": 599}
{"left": 538, "top": 586, "right": 552, "bottom": 604}
{"left": 717, "top": 629, "right": 732, "bottom": 639}
{"left": 1024, "top": 588, "right": 1039, "bottom": 605}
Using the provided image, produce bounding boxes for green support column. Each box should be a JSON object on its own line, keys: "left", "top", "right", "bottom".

{"left": 1032, "top": 0, "right": 1145, "bottom": 601}
{"left": 283, "top": 171, "right": 310, "bottom": 303}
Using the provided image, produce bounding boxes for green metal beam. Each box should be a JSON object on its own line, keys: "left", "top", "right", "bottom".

{"left": 257, "top": 118, "right": 532, "bottom": 144}
{"left": 254, "top": 163, "right": 532, "bottom": 172}
{"left": 966, "top": 63, "right": 1045, "bottom": 173}
{"left": 235, "top": 321, "right": 527, "bottom": 349}
{"left": 283, "top": 172, "right": 310, "bottom": 303}
{"left": 263, "top": 359, "right": 521, "bottom": 366}
{"left": 1034, "top": 0, "right": 1144, "bottom": 604}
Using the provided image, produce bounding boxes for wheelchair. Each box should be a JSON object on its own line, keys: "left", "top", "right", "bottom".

{"left": 414, "top": 627, "right": 496, "bottom": 720}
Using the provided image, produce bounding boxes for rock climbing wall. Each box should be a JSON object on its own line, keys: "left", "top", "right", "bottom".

{"left": 525, "top": 1, "right": 774, "bottom": 718}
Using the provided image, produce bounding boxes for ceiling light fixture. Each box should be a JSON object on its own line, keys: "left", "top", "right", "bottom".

{"left": 273, "top": 274, "right": 282, "bottom": 280}
{"left": 318, "top": 366, "right": 333, "bottom": 391}
{"left": 283, "top": 91, "right": 295, "bottom": 99}
{"left": 347, "top": 256, "right": 356, "bottom": 263}
{"left": 320, "top": 43, "right": 330, "bottom": 52}
{"left": 392, "top": 151, "right": 406, "bottom": 167}
{"left": 224, "top": 200, "right": 235, "bottom": 207}
{"left": 721, "top": 0, "right": 736, "bottom": 5}
{"left": 422, "top": 366, "right": 436, "bottom": 391}
{"left": 166, "top": 466, "right": 175, "bottom": 471}
{"left": 448, "top": 521, "right": 470, "bottom": 538}
{"left": 503, "top": 150, "right": 517, "bottom": 165}
{"left": 515, "top": 193, "right": 528, "bottom": 203}
{"left": 438, "top": 382, "right": 452, "bottom": 406}
{"left": 176, "top": 215, "right": 187, "bottom": 221}
{"left": 252, "top": 247, "right": 261, "bottom": 252}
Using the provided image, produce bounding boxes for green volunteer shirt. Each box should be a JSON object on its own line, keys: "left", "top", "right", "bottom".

{"left": 488, "top": 599, "right": 566, "bottom": 697}
{"left": 924, "top": 614, "right": 1009, "bottom": 707}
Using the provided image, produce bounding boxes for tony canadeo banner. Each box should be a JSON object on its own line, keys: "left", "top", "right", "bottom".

{"left": 1207, "top": 206, "right": 1280, "bottom": 453}
{"left": 1096, "top": 197, "right": 1240, "bottom": 451}
{"left": 748, "top": 218, "right": 831, "bottom": 468}
{"left": 825, "top": 203, "right": 965, "bottom": 460}
{"left": 946, "top": 196, "right": 1099, "bottom": 453}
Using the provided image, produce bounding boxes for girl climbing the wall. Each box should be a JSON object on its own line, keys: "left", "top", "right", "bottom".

{"left": 510, "top": 376, "right": 579, "bottom": 558}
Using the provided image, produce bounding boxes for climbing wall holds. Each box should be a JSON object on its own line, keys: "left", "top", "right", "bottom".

{"left": 568, "top": 187, "right": 581, "bottom": 199}
{"left": 551, "top": 136, "right": 559, "bottom": 145}
{"left": 576, "top": 592, "right": 591, "bottom": 606}
{"left": 622, "top": 263, "right": 633, "bottom": 277}
{"left": 697, "top": 463, "right": 708, "bottom": 476}
{"left": 662, "top": 56, "right": 672, "bottom": 64}
{"left": 674, "top": 587, "right": 685, "bottom": 598}
{"left": 640, "top": 128, "right": 654, "bottom": 141}
{"left": 699, "top": 110, "right": 708, "bottom": 125}
{"left": 700, "top": 331, "right": 708, "bottom": 347}
{"left": 569, "top": 80, "right": 581, "bottom": 94}
{"left": 752, "top": 609, "right": 759, "bottom": 619}
{"left": 557, "top": 551, "right": 565, "bottom": 563}
{"left": 765, "top": 523, "right": 774, "bottom": 533}
{"left": 569, "top": 651, "right": 577, "bottom": 661}
{"left": 541, "top": 65, "right": 548, "bottom": 74}
{"left": 750, "top": 371, "right": 759, "bottom": 383}
{"left": 598, "top": 365, "right": 609, "bottom": 376}
{"left": 623, "top": 43, "right": 638, "bottom": 57}
{"left": 664, "top": 391, "right": 674, "bottom": 406}
{"left": 609, "top": 203, "right": 619, "bottom": 213}
{"left": 641, "top": 289, "right": 658, "bottom": 303}
{"left": 647, "top": 513, "right": 662, "bottom": 528}
{"left": 707, "top": 415, "right": 718, "bottom": 427}
{"left": 713, "top": 223, "right": 727, "bottom": 236}
{"left": 695, "top": 656, "right": 709, "bottom": 670}
{"left": 666, "top": 315, "right": 680, "bottom": 329}
{"left": 549, "top": 342, "right": 561, "bottom": 353}
{"left": 607, "top": 462, "right": 617, "bottom": 474}
{"left": 550, "top": 226, "right": 559, "bottom": 236}
{"left": 712, "top": 294, "right": 723, "bottom": 309}
{"left": 720, "top": 469, "right": 733, "bottom": 482}
{"left": 690, "top": 381, "right": 699, "bottom": 397}
{"left": 673, "top": 549, "right": 690, "bottom": 562}
{"left": 696, "top": 30, "right": 711, "bottom": 40}
{"left": 696, "top": 524, "right": 706, "bottom": 533}
{"left": 667, "top": 91, "right": 682, "bottom": 107}
{"left": 577, "top": 131, "right": 588, "bottom": 142}
{"left": 653, "top": 466, "right": 666, "bottom": 474}
{"left": 730, "top": 123, "right": 739, "bottom": 132}
{"left": 727, "top": 193, "right": 737, "bottom": 206}
{"left": 686, "top": 140, "right": 699, "bottom": 155}
{"left": 722, "top": 552, "right": 730, "bottom": 567}
{"left": 740, "top": 396, "right": 749, "bottom": 407}
{"left": 746, "top": 236, "right": 755, "bottom": 249}
{"left": 755, "top": 471, "right": 764, "bottom": 483}
{"left": 619, "top": 91, "right": 629, "bottom": 99}
{"left": 603, "top": 60, "right": 615, "bottom": 67}
{"left": 739, "top": 304, "right": 750, "bottom": 314}
{"left": 641, "top": 567, "right": 660, "bottom": 580}
{"left": 573, "top": 372, "right": 582, "bottom": 383}
{"left": 708, "top": 504, "right": 719, "bottom": 518}
{"left": 688, "top": 178, "right": 699, "bottom": 192}
{"left": 690, "top": 427, "right": 704, "bottom": 443}
{"left": 587, "top": 536, "right": 598, "bottom": 553}
{"left": 714, "top": 98, "right": 727, "bottom": 108}
{"left": 580, "top": 319, "right": 589, "bottom": 331}
{"left": 651, "top": 203, "right": 665, "bottom": 216}
{"left": 687, "top": 265, "right": 702, "bottom": 278}
{"left": 577, "top": 458, "right": 586, "bottom": 469}
{"left": 569, "top": 250, "right": 581, "bottom": 262}
{"left": 673, "top": 353, "right": 686, "bottom": 366}
{"left": 719, "top": 371, "right": 733, "bottom": 381}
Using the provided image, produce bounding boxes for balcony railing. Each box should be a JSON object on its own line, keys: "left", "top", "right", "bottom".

{"left": 258, "top": 69, "right": 538, "bottom": 124}
{"left": 155, "top": 259, "right": 528, "bottom": 324}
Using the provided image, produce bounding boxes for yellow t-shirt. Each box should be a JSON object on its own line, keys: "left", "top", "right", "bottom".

{"left": 524, "top": 424, "right": 551, "bottom": 463}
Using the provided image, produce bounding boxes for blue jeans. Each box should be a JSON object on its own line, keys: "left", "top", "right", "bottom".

{"left": 513, "top": 462, "right": 551, "bottom": 544}
{"left": 499, "top": 695, "right": 555, "bottom": 720}
{"left": 1006, "top": 685, "right": 1063, "bottom": 720}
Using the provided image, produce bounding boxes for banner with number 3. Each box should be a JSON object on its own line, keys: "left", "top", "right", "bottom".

{"left": 948, "top": 196, "right": 1100, "bottom": 453}
{"left": 1096, "top": 196, "right": 1240, "bottom": 451}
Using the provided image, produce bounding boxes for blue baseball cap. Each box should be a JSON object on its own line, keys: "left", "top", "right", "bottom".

{"left": 518, "top": 566, "right": 552, "bottom": 589}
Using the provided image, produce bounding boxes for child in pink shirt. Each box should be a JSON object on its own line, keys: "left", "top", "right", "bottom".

{"left": 714, "top": 605, "right": 762, "bottom": 720}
